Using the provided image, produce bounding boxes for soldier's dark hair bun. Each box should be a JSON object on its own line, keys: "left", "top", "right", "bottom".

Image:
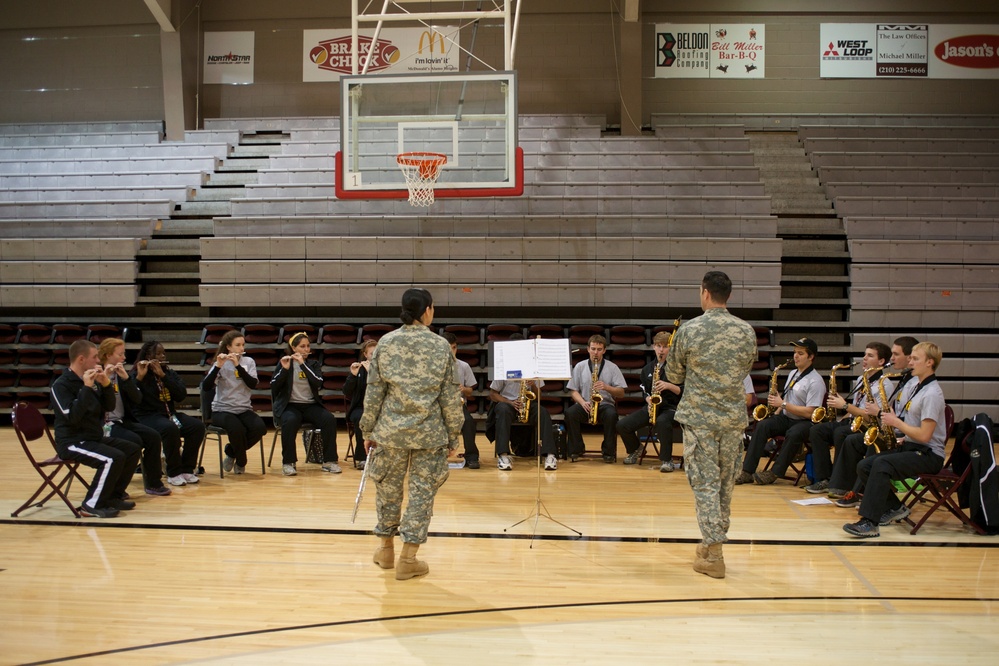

{"left": 400, "top": 288, "right": 433, "bottom": 324}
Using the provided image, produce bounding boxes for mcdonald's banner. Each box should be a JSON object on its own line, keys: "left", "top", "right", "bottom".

{"left": 303, "top": 26, "right": 460, "bottom": 82}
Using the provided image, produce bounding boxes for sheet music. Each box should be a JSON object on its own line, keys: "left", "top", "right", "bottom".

{"left": 491, "top": 338, "right": 571, "bottom": 380}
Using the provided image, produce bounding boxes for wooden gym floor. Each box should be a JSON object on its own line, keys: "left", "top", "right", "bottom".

{"left": 1, "top": 429, "right": 997, "bottom": 665}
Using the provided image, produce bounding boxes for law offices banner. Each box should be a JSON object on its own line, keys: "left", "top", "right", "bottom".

{"left": 821, "top": 23, "right": 999, "bottom": 78}
{"left": 303, "top": 26, "right": 460, "bottom": 82}
{"left": 204, "top": 32, "right": 254, "bottom": 84}
{"left": 655, "top": 24, "right": 766, "bottom": 78}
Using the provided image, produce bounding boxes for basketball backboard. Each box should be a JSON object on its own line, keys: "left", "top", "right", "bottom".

{"left": 335, "top": 71, "right": 522, "bottom": 200}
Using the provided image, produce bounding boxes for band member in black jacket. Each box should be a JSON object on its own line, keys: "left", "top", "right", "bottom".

{"left": 50, "top": 340, "right": 141, "bottom": 518}
{"left": 343, "top": 339, "right": 377, "bottom": 469}
{"left": 130, "top": 341, "right": 206, "bottom": 487}
{"left": 271, "top": 331, "right": 339, "bottom": 476}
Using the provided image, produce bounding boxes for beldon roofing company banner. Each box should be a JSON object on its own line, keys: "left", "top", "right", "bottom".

{"left": 654, "top": 24, "right": 766, "bottom": 78}
{"left": 821, "top": 24, "right": 999, "bottom": 79}
{"left": 303, "top": 26, "right": 460, "bottom": 82}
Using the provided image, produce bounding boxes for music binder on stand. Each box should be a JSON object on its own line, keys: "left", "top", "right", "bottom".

{"left": 490, "top": 337, "right": 581, "bottom": 544}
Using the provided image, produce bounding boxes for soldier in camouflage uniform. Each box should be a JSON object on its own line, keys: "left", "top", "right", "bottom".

{"left": 666, "top": 271, "right": 757, "bottom": 579}
{"left": 360, "top": 288, "right": 465, "bottom": 580}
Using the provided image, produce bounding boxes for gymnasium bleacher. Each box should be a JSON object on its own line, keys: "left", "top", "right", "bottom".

{"left": 0, "top": 113, "right": 997, "bottom": 425}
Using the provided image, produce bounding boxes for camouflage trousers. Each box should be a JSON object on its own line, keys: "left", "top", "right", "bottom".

{"left": 369, "top": 446, "right": 450, "bottom": 545}
{"left": 682, "top": 425, "right": 744, "bottom": 545}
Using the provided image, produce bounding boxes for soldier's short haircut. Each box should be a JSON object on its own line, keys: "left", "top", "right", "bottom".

{"left": 893, "top": 336, "right": 919, "bottom": 355}
{"left": 866, "top": 341, "right": 891, "bottom": 363}
{"left": 702, "top": 271, "right": 732, "bottom": 303}
{"left": 588, "top": 334, "right": 607, "bottom": 348}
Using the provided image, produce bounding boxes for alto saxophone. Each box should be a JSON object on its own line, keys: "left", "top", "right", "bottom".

{"left": 752, "top": 359, "right": 791, "bottom": 422}
{"left": 649, "top": 362, "right": 662, "bottom": 426}
{"left": 865, "top": 372, "right": 904, "bottom": 452}
{"left": 517, "top": 380, "right": 537, "bottom": 424}
{"left": 812, "top": 361, "right": 857, "bottom": 423}
{"left": 851, "top": 367, "right": 880, "bottom": 433}
{"left": 589, "top": 362, "right": 602, "bottom": 425}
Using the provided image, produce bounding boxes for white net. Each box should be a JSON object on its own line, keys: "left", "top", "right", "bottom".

{"left": 397, "top": 152, "right": 447, "bottom": 207}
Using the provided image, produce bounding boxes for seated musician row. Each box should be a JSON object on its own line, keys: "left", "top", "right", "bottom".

{"left": 735, "top": 334, "right": 949, "bottom": 539}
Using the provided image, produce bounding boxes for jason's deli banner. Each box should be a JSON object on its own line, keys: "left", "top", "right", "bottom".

{"left": 655, "top": 24, "right": 765, "bottom": 79}
{"left": 821, "top": 24, "right": 999, "bottom": 78}
{"left": 304, "top": 26, "right": 459, "bottom": 82}
{"left": 204, "top": 32, "right": 254, "bottom": 84}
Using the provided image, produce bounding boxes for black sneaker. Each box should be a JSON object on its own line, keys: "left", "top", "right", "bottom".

{"left": 602, "top": 455, "right": 616, "bottom": 464}
{"left": 843, "top": 518, "right": 879, "bottom": 538}
{"left": 110, "top": 498, "right": 136, "bottom": 510}
{"left": 78, "top": 505, "right": 120, "bottom": 518}
{"left": 804, "top": 480, "right": 829, "bottom": 494}
{"left": 878, "top": 505, "right": 911, "bottom": 526}
{"left": 465, "top": 459, "right": 480, "bottom": 469}
{"left": 834, "top": 491, "right": 862, "bottom": 508}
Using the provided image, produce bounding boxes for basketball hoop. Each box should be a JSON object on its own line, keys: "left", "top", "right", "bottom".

{"left": 397, "top": 152, "right": 447, "bottom": 206}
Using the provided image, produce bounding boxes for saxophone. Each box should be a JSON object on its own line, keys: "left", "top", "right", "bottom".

{"left": 649, "top": 362, "right": 662, "bottom": 426}
{"left": 517, "top": 380, "right": 537, "bottom": 424}
{"left": 865, "top": 372, "right": 904, "bottom": 452}
{"left": 589, "top": 362, "right": 602, "bottom": 425}
{"left": 851, "top": 367, "right": 880, "bottom": 433}
{"left": 812, "top": 361, "right": 857, "bottom": 423}
{"left": 666, "top": 315, "right": 682, "bottom": 346}
{"left": 752, "top": 359, "right": 791, "bottom": 422}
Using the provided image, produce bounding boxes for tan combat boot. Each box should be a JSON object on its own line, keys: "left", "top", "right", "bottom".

{"left": 693, "top": 542, "right": 725, "bottom": 579}
{"left": 373, "top": 536, "right": 395, "bottom": 569}
{"left": 395, "top": 542, "right": 430, "bottom": 580}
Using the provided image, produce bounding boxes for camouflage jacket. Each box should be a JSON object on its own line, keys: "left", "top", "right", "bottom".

{"left": 666, "top": 307, "right": 757, "bottom": 430}
{"left": 359, "top": 324, "right": 464, "bottom": 450}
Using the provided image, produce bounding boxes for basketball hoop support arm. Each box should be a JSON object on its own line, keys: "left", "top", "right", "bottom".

{"left": 353, "top": 1, "right": 516, "bottom": 71}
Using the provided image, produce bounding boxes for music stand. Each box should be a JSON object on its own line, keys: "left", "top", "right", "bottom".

{"left": 490, "top": 337, "right": 581, "bottom": 544}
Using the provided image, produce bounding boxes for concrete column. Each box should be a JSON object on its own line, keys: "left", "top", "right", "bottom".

{"left": 618, "top": 19, "right": 642, "bottom": 135}
{"left": 160, "top": 30, "right": 186, "bottom": 140}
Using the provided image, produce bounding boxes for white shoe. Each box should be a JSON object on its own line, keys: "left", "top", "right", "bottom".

{"left": 182, "top": 473, "right": 200, "bottom": 484}
{"left": 222, "top": 455, "right": 235, "bottom": 473}
{"left": 167, "top": 475, "right": 187, "bottom": 486}
{"left": 660, "top": 461, "right": 676, "bottom": 473}
{"left": 233, "top": 464, "right": 245, "bottom": 475}
{"left": 544, "top": 454, "right": 558, "bottom": 471}
{"left": 322, "top": 462, "right": 342, "bottom": 474}
{"left": 283, "top": 463, "right": 297, "bottom": 476}
{"left": 497, "top": 454, "right": 512, "bottom": 471}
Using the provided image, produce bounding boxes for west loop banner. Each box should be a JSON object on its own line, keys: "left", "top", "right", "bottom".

{"left": 821, "top": 24, "right": 999, "bottom": 79}
{"left": 204, "top": 32, "right": 254, "bottom": 84}
{"left": 303, "top": 26, "right": 460, "bottom": 82}
{"left": 655, "top": 24, "right": 766, "bottom": 79}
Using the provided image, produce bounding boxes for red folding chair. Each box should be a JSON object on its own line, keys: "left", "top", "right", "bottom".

{"left": 11, "top": 402, "right": 90, "bottom": 518}
{"left": 901, "top": 429, "right": 986, "bottom": 535}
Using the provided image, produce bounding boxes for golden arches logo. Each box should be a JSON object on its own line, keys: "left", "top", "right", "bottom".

{"left": 418, "top": 30, "right": 447, "bottom": 54}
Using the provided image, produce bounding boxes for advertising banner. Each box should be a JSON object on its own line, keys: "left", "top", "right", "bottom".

{"left": 304, "top": 26, "right": 460, "bottom": 82}
{"left": 821, "top": 23, "right": 999, "bottom": 79}
{"left": 654, "top": 24, "right": 711, "bottom": 78}
{"left": 204, "top": 32, "right": 254, "bottom": 84}
{"left": 710, "top": 24, "right": 765, "bottom": 78}
{"left": 929, "top": 24, "right": 999, "bottom": 79}
{"left": 655, "top": 24, "right": 765, "bottom": 78}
